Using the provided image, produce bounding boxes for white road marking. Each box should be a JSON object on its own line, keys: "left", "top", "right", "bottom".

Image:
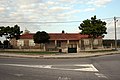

{"left": 0, "top": 64, "right": 52, "bottom": 68}
{"left": 74, "top": 64, "right": 99, "bottom": 72}
{"left": 14, "top": 74, "right": 24, "bottom": 77}
{"left": 58, "top": 76, "right": 71, "bottom": 80}
{"left": 95, "top": 73, "right": 108, "bottom": 79}
{"left": 52, "top": 64, "right": 99, "bottom": 72}
{"left": 0, "top": 64, "right": 99, "bottom": 72}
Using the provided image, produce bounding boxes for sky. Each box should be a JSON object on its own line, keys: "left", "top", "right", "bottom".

{"left": 0, "top": 0, "right": 120, "bottom": 41}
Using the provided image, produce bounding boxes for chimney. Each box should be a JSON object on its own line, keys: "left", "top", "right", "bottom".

{"left": 62, "top": 30, "right": 65, "bottom": 34}
{"left": 24, "top": 28, "right": 30, "bottom": 34}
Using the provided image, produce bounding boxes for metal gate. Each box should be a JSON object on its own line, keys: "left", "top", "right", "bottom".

{"left": 68, "top": 44, "right": 77, "bottom": 53}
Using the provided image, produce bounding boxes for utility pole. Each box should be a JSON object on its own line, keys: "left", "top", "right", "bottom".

{"left": 114, "top": 17, "right": 117, "bottom": 50}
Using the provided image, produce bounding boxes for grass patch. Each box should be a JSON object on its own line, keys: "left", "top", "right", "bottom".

{"left": 0, "top": 50, "right": 60, "bottom": 55}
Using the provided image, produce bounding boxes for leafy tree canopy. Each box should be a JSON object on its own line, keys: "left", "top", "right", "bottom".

{"left": 0, "top": 24, "right": 23, "bottom": 40}
{"left": 33, "top": 31, "right": 50, "bottom": 44}
{"left": 79, "top": 15, "right": 107, "bottom": 38}
{"left": 0, "top": 26, "right": 4, "bottom": 37}
{"left": 0, "top": 41, "right": 2, "bottom": 45}
{"left": 3, "top": 40, "right": 10, "bottom": 45}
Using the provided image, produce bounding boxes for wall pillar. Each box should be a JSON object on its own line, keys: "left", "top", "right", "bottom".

{"left": 55, "top": 40, "right": 57, "bottom": 47}
{"left": 79, "top": 40, "right": 81, "bottom": 51}
{"left": 67, "top": 40, "right": 69, "bottom": 45}
{"left": 67, "top": 40, "right": 70, "bottom": 53}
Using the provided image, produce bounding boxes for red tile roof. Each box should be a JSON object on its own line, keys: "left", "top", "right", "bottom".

{"left": 20, "top": 33, "right": 89, "bottom": 40}
{"left": 20, "top": 33, "right": 34, "bottom": 39}
{"left": 49, "top": 33, "right": 88, "bottom": 40}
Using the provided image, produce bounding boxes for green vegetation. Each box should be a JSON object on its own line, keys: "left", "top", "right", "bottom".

{"left": 0, "top": 50, "right": 60, "bottom": 55}
{"left": 79, "top": 15, "right": 107, "bottom": 38}
{"left": 79, "top": 15, "right": 107, "bottom": 49}
{"left": 0, "top": 25, "right": 23, "bottom": 49}
{"left": 0, "top": 24, "right": 23, "bottom": 40}
{"left": 33, "top": 31, "right": 50, "bottom": 50}
{"left": 33, "top": 31, "right": 50, "bottom": 44}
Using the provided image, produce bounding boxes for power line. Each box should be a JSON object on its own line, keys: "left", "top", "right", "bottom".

{"left": 0, "top": 21, "right": 82, "bottom": 24}
{"left": 0, "top": 17, "right": 117, "bottom": 24}
{"left": 106, "top": 19, "right": 113, "bottom": 27}
{"left": 101, "top": 17, "right": 113, "bottom": 20}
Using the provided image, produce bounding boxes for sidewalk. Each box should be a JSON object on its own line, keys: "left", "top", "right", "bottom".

{"left": 0, "top": 51, "right": 120, "bottom": 59}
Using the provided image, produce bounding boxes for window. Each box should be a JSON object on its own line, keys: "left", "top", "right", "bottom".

{"left": 17, "top": 40, "right": 24, "bottom": 46}
{"left": 84, "top": 39, "right": 89, "bottom": 45}
{"left": 73, "top": 44, "right": 77, "bottom": 48}
{"left": 93, "top": 39, "right": 98, "bottom": 45}
{"left": 57, "top": 41, "right": 61, "bottom": 47}
{"left": 68, "top": 44, "right": 77, "bottom": 48}
{"left": 29, "top": 40, "right": 35, "bottom": 46}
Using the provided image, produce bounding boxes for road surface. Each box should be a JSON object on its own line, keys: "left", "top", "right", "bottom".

{"left": 0, "top": 54, "right": 120, "bottom": 80}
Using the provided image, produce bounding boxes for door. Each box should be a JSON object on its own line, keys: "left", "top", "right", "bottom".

{"left": 68, "top": 44, "right": 77, "bottom": 53}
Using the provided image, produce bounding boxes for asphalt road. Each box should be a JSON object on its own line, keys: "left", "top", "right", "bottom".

{"left": 0, "top": 54, "right": 120, "bottom": 80}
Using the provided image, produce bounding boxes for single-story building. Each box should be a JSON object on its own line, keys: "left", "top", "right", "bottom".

{"left": 10, "top": 31, "right": 103, "bottom": 53}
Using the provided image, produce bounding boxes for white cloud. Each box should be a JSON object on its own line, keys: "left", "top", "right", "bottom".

{"left": 0, "top": 0, "right": 113, "bottom": 33}
{"left": 88, "top": 0, "right": 112, "bottom": 7}
{"left": 46, "top": 1, "right": 58, "bottom": 5}
{"left": 0, "top": 0, "right": 112, "bottom": 22}
{"left": 0, "top": 7, "right": 5, "bottom": 12}
{"left": 57, "top": 10, "right": 81, "bottom": 18}
{"left": 49, "top": 6, "right": 71, "bottom": 14}
{"left": 50, "top": 6, "right": 70, "bottom": 11}
{"left": 59, "top": 0, "right": 75, "bottom": 3}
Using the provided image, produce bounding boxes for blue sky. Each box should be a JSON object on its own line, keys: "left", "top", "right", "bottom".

{"left": 0, "top": 0, "right": 120, "bottom": 40}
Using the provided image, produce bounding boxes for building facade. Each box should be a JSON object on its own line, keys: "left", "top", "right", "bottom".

{"left": 10, "top": 32, "right": 103, "bottom": 53}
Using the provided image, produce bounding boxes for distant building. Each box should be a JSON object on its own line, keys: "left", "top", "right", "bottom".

{"left": 10, "top": 31, "right": 103, "bottom": 53}
{"left": 103, "top": 39, "right": 120, "bottom": 48}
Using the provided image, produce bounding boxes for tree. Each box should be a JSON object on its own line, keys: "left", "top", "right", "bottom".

{"left": 78, "top": 15, "right": 107, "bottom": 49}
{"left": 0, "top": 41, "right": 2, "bottom": 45}
{"left": 0, "top": 41, "right": 3, "bottom": 48}
{"left": 6, "top": 25, "right": 23, "bottom": 40}
{"left": 0, "top": 25, "right": 23, "bottom": 49}
{"left": 3, "top": 26, "right": 11, "bottom": 39}
{"left": 0, "top": 26, "right": 5, "bottom": 37}
{"left": 0, "top": 25, "right": 23, "bottom": 40}
{"left": 33, "top": 31, "right": 50, "bottom": 50}
{"left": 3, "top": 40, "right": 10, "bottom": 49}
